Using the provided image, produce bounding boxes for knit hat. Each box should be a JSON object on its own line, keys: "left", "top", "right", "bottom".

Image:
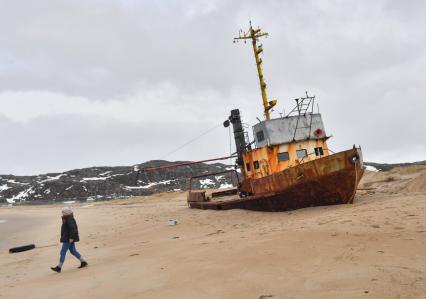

{"left": 62, "top": 206, "right": 73, "bottom": 215}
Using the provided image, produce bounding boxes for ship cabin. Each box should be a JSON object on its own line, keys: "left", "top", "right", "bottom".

{"left": 242, "top": 113, "right": 329, "bottom": 180}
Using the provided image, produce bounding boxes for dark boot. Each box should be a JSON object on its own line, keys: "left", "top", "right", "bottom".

{"left": 50, "top": 266, "right": 61, "bottom": 273}
{"left": 78, "top": 261, "right": 88, "bottom": 269}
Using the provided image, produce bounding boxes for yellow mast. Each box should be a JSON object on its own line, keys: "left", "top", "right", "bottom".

{"left": 234, "top": 21, "right": 277, "bottom": 120}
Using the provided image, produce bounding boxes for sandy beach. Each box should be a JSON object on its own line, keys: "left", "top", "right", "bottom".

{"left": 1, "top": 166, "right": 425, "bottom": 299}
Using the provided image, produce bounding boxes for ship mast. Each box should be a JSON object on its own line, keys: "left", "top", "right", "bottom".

{"left": 234, "top": 21, "right": 277, "bottom": 120}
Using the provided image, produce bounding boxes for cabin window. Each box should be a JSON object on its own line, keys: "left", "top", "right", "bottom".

{"left": 296, "top": 149, "right": 307, "bottom": 159}
{"left": 253, "top": 160, "right": 260, "bottom": 169}
{"left": 314, "top": 147, "right": 324, "bottom": 156}
{"left": 277, "top": 152, "right": 290, "bottom": 162}
{"left": 256, "top": 130, "right": 265, "bottom": 142}
{"left": 246, "top": 162, "right": 251, "bottom": 172}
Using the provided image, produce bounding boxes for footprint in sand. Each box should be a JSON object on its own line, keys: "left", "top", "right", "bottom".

{"left": 335, "top": 246, "right": 363, "bottom": 262}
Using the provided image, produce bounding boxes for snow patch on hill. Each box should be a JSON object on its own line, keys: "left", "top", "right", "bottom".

{"left": 39, "top": 174, "right": 65, "bottom": 183}
{"left": 136, "top": 180, "right": 175, "bottom": 189}
{"left": 200, "top": 179, "right": 215, "bottom": 188}
{"left": 0, "top": 184, "right": 11, "bottom": 192}
{"left": 6, "top": 179, "right": 29, "bottom": 185}
{"left": 81, "top": 177, "right": 108, "bottom": 181}
{"left": 99, "top": 171, "right": 112, "bottom": 176}
{"left": 6, "top": 187, "right": 35, "bottom": 203}
{"left": 365, "top": 165, "right": 380, "bottom": 172}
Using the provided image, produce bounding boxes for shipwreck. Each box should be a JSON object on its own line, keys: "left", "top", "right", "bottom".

{"left": 142, "top": 22, "right": 364, "bottom": 212}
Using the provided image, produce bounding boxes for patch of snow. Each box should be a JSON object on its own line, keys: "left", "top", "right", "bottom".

{"left": 215, "top": 175, "right": 225, "bottom": 180}
{"left": 131, "top": 179, "right": 175, "bottom": 189}
{"left": 219, "top": 183, "right": 234, "bottom": 189}
{"left": 226, "top": 166, "right": 234, "bottom": 170}
{"left": 63, "top": 201, "right": 75, "bottom": 204}
{"left": 40, "top": 174, "right": 65, "bottom": 183}
{"left": 86, "top": 197, "right": 95, "bottom": 201}
{"left": 80, "top": 173, "right": 126, "bottom": 182}
{"left": 173, "top": 188, "right": 181, "bottom": 192}
{"left": 110, "top": 173, "right": 126, "bottom": 177}
{"left": 81, "top": 177, "right": 107, "bottom": 181}
{"left": 124, "top": 186, "right": 147, "bottom": 190}
{"left": 200, "top": 179, "right": 215, "bottom": 188}
{"left": 65, "top": 185, "right": 74, "bottom": 191}
{"left": 99, "top": 171, "right": 112, "bottom": 176}
{"left": 6, "top": 187, "right": 35, "bottom": 203}
{"left": 365, "top": 165, "right": 380, "bottom": 172}
{"left": 6, "top": 179, "right": 29, "bottom": 185}
{"left": 44, "top": 189, "right": 51, "bottom": 194}
{"left": 0, "top": 184, "right": 11, "bottom": 192}
{"left": 83, "top": 186, "right": 88, "bottom": 192}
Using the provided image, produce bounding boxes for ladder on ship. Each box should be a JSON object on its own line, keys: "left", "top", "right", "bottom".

{"left": 289, "top": 91, "right": 316, "bottom": 141}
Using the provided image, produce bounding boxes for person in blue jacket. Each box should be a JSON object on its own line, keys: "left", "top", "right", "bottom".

{"left": 51, "top": 207, "right": 88, "bottom": 273}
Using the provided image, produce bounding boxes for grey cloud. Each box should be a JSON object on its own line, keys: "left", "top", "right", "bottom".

{"left": 0, "top": 113, "right": 230, "bottom": 175}
{"left": 0, "top": 0, "right": 425, "bottom": 174}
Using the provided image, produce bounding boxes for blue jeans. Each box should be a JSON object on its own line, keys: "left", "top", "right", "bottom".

{"left": 60, "top": 242, "right": 81, "bottom": 263}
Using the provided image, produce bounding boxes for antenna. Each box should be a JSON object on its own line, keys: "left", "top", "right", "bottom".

{"left": 233, "top": 22, "right": 277, "bottom": 120}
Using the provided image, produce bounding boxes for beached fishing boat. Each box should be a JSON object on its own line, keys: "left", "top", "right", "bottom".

{"left": 186, "top": 22, "right": 364, "bottom": 211}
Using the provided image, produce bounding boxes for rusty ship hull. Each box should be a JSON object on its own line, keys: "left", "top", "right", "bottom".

{"left": 188, "top": 147, "right": 364, "bottom": 212}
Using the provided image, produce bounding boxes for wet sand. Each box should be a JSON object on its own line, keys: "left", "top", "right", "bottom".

{"left": 0, "top": 166, "right": 425, "bottom": 299}
{"left": 0, "top": 211, "right": 54, "bottom": 251}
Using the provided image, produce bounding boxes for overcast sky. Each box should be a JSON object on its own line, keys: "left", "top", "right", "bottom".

{"left": 1, "top": 0, "right": 425, "bottom": 175}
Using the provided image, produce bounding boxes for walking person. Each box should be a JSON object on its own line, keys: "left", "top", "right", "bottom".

{"left": 51, "top": 207, "right": 88, "bottom": 273}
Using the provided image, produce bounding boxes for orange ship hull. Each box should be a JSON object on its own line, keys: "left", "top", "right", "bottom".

{"left": 188, "top": 147, "right": 364, "bottom": 212}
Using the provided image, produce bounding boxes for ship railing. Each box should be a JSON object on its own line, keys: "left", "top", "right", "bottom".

{"left": 187, "top": 169, "right": 240, "bottom": 193}
{"left": 297, "top": 151, "right": 325, "bottom": 165}
{"left": 187, "top": 169, "right": 241, "bottom": 203}
{"left": 296, "top": 147, "right": 340, "bottom": 165}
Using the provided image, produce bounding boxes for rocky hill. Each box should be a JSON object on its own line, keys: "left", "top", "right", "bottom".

{"left": 0, "top": 161, "right": 237, "bottom": 204}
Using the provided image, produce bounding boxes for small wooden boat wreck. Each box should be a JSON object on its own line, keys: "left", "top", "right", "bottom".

{"left": 186, "top": 22, "right": 364, "bottom": 211}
